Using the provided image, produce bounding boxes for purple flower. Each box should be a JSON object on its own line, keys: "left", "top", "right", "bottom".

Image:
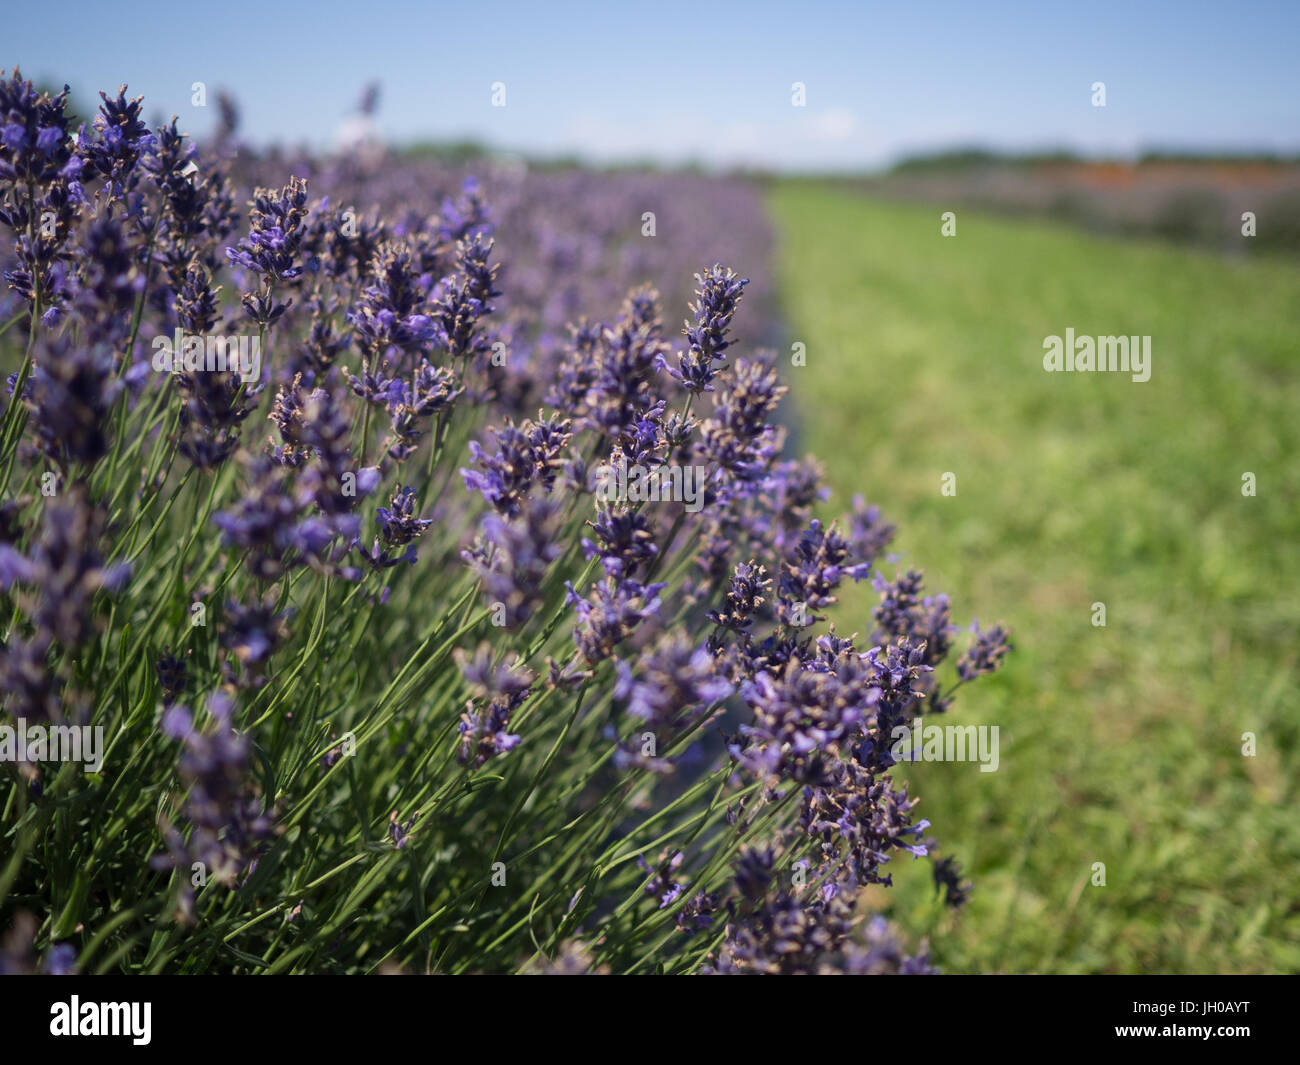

{"left": 956, "top": 620, "right": 1013, "bottom": 682}
{"left": 347, "top": 242, "right": 439, "bottom": 359}
{"left": 24, "top": 335, "right": 121, "bottom": 469}
{"left": 388, "top": 810, "right": 417, "bottom": 849}
{"left": 582, "top": 506, "right": 658, "bottom": 577}
{"left": 614, "top": 631, "right": 732, "bottom": 737}
{"left": 74, "top": 215, "right": 142, "bottom": 339}
{"left": 461, "top": 416, "right": 571, "bottom": 516}
{"left": 637, "top": 850, "right": 685, "bottom": 909}
{"left": 219, "top": 596, "right": 291, "bottom": 690}
{"left": 666, "top": 265, "right": 748, "bottom": 394}
{"left": 801, "top": 768, "right": 930, "bottom": 887}
{"left": 847, "top": 494, "right": 896, "bottom": 564}
{"left": 43, "top": 943, "right": 77, "bottom": 975}
{"left": 710, "top": 862, "right": 935, "bottom": 975}
{"left": 462, "top": 497, "right": 562, "bottom": 627}
{"left": 0, "top": 489, "right": 128, "bottom": 653}
{"left": 707, "top": 561, "right": 772, "bottom": 633}
{"left": 174, "top": 263, "right": 221, "bottom": 334}
{"left": 383, "top": 360, "right": 462, "bottom": 461}
{"left": 932, "top": 854, "right": 972, "bottom": 909}
{"left": 436, "top": 177, "right": 492, "bottom": 246}
{"left": 587, "top": 287, "right": 669, "bottom": 439}
{"left": 566, "top": 576, "right": 665, "bottom": 665}
{"left": 429, "top": 232, "right": 500, "bottom": 359}
{"left": 736, "top": 651, "right": 877, "bottom": 783}
{"left": 776, "top": 519, "right": 871, "bottom": 627}
{"left": 361, "top": 485, "right": 432, "bottom": 569}
{"left": 697, "top": 359, "right": 786, "bottom": 492}
{"left": 872, "top": 568, "right": 955, "bottom": 669}
{"left": 0, "top": 71, "right": 70, "bottom": 182}
{"left": 734, "top": 846, "right": 777, "bottom": 900}
{"left": 542, "top": 319, "right": 602, "bottom": 417}
{"left": 454, "top": 644, "right": 535, "bottom": 768}
{"left": 151, "top": 692, "right": 276, "bottom": 922}
{"left": 675, "top": 890, "right": 719, "bottom": 936}
{"left": 78, "top": 84, "right": 153, "bottom": 190}
{"left": 226, "top": 175, "right": 309, "bottom": 282}
{"left": 212, "top": 454, "right": 307, "bottom": 580}
{"left": 709, "top": 885, "right": 854, "bottom": 975}
{"left": 156, "top": 648, "right": 189, "bottom": 707}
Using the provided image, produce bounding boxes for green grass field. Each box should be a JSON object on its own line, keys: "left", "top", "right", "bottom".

{"left": 767, "top": 182, "right": 1300, "bottom": 973}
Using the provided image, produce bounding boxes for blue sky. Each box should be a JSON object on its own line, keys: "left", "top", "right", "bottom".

{"left": 8, "top": 0, "right": 1299, "bottom": 170}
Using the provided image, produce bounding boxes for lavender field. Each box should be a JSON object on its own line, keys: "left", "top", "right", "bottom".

{"left": 0, "top": 71, "right": 1014, "bottom": 976}
{"left": 3, "top": 3, "right": 1295, "bottom": 1004}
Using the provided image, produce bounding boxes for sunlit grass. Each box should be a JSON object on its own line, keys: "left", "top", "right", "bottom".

{"left": 769, "top": 182, "right": 1300, "bottom": 973}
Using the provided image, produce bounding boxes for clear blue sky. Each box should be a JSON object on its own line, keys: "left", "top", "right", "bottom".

{"left": 8, "top": 0, "right": 1299, "bottom": 170}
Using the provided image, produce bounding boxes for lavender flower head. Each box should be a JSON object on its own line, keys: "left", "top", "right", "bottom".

{"left": 454, "top": 644, "right": 535, "bottom": 768}
{"left": 667, "top": 265, "right": 748, "bottom": 394}
{"left": 152, "top": 693, "right": 277, "bottom": 921}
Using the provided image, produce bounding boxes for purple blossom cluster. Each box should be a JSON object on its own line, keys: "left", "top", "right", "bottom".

{"left": 152, "top": 693, "right": 277, "bottom": 921}
{"left": 0, "top": 72, "right": 1009, "bottom": 974}
{"left": 705, "top": 848, "right": 936, "bottom": 974}
{"left": 0, "top": 489, "right": 128, "bottom": 724}
{"left": 454, "top": 643, "right": 534, "bottom": 767}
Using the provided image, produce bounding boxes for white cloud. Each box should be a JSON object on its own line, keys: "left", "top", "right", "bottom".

{"left": 810, "top": 108, "right": 858, "bottom": 141}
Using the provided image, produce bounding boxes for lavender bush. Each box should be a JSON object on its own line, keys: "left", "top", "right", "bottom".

{"left": 0, "top": 71, "right": 1007, "bottom": 975}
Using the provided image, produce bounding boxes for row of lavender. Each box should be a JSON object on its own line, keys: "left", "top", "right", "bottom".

{"left": 0, "top": 71, "right": 1007, "bottom": 974}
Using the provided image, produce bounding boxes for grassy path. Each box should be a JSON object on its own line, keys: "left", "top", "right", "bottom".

{"left": 767, "top": 182, "right": 1300, "bottom": 972}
